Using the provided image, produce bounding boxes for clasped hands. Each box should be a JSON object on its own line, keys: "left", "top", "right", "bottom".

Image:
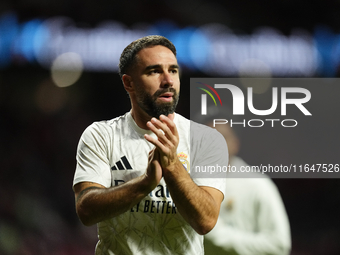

{"left": 144, "top": 114, "right": 182, "bottom": 186}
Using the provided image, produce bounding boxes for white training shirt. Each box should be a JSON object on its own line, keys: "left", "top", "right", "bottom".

{"left": 73, "top": 112, "right": 228, "bottom": 255}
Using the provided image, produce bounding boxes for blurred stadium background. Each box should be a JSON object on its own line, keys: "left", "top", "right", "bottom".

{"left": 1, "top": 0, "right": 340, "bottom": 254}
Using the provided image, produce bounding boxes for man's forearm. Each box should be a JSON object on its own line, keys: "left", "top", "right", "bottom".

{"left": 75, "top": 175, "right": 154, "bottom": 226}
{"left": 144, "top": 115, "right": 223, "bottom": 234}
{"left": 163, "top": 161, "right": 221, "bottom": 235}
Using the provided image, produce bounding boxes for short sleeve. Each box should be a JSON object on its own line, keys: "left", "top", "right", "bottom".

{"left": 190, "top": 122, "right": 229, "bottom": 197}
{"left": 73, "top": 122, "right": 112, "bottom": 188}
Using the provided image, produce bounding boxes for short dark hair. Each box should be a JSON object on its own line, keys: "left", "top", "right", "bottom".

{"left": 118, "top": 35, "right": 177, "bottom": 78}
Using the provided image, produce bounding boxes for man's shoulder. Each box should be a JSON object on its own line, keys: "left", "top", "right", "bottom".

{"left": 191, "top": 120, "right": 222, "bottom": 139}
{"left": 104, "top": 112, "right": 130, "bottom": 126}
{"left": 82, "top": 112, "right": 130, "bottom": 137}
{"left": 91, "top": 112, "right": 129, "bottom": 127}
{"left": 175, "top": 113, "right": 220, "bottom": 138}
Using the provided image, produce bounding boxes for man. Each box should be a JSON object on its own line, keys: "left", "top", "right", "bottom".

{"left": 73, "top": 35, "right": 228, "bottom": 254}
{"left": 205, "top": 122, "right": 291, "bottom": 255}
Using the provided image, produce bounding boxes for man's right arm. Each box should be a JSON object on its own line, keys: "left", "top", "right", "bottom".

{"left": 74, "top": 177, "right": 150, "bottom": 226}
{"left": 74, "top": 149, "right": 163, "bottom": 226}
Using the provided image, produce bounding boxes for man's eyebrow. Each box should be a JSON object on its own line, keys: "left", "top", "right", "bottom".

{"left": 145, "top": 64, "right": 180, "bottom": 71}
{"left": 145, "top": 64, "right": 161, "bottom": 71}
{"left": 170, "top": 64, "right": 180, "bottom": 69}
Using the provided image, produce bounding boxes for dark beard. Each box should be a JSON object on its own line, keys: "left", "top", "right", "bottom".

{"left": 136, "top": 88, "right": 179, "bottom": 118}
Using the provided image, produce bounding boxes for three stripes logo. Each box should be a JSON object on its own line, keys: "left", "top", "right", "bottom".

{"left": 111, "top": 156, "right": 132, "bottom": 170}
{"left": 197, "top": 82, "right": 222, "bottom": 115}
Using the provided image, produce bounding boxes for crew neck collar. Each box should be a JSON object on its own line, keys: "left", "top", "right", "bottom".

{"left": 127, "top": 111, "right": 177, "bottom": 137}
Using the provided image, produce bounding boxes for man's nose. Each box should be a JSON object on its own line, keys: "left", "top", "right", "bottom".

{"left": 161, "top": 71, "right": 174, "bottom": 87}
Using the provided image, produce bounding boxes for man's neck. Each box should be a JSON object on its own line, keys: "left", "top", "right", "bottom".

{"left": 131, "top": 108, "right": 175, "bottom": 130}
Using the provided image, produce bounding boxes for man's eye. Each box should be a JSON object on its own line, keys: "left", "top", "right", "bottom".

{"left": 170, "top": 69, "right": 178, "bottom": 74}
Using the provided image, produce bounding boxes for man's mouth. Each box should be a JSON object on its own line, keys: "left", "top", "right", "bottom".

{"left": 158, "top": 92, "right": 174, "bottom": 102}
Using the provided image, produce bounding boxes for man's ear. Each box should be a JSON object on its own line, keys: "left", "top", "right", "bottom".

{"left": 122, "top": 74, "right": 133, "bottom": 93}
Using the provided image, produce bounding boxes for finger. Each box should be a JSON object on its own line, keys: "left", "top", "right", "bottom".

{"left": 150, "top": 118, "right": 172, "bottom": 141}
{"left": 148, "top": 147, "right": 155, "bottom": 161}
{"left": 150, "top": 117, "right": 178, "bottom": 144}
{"left": 144, "top": 133, "right": 168, "bottom": 152}
{"left": 159, "top": 115, "right": 179, "bottom": 139}
{"left": 153, "top": 147, "right": 160, "bottom": 161}
{"left": 146, "top": 120, "right": 174, "bottom": 148}
{"left": 148, "top": 119, "right": 167, "bottom": 138}
{"left": 157, "top": 115, "right": 179, "bottom": 146}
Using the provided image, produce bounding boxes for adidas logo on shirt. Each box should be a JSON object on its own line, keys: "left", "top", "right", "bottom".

{"left": 111, "top": 156, "right": 132, "bottom": 170}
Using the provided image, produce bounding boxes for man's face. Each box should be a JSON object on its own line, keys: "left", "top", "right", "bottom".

{"left": 129, "top": 45, "right": 180, "bottom": 118}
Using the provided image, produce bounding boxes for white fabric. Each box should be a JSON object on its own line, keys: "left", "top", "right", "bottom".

{"left": 205, "top": 157, "right": 291, "bottom": 255}
{"left": 73, "top": 112, "right": 228, "bottom": 255}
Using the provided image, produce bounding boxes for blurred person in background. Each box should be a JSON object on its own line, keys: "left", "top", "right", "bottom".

{"left": 72, "top": 35, "right": 228, "bottom": 255}
{"left": 203, "top": 111, "right": 291, "bottom": 255}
